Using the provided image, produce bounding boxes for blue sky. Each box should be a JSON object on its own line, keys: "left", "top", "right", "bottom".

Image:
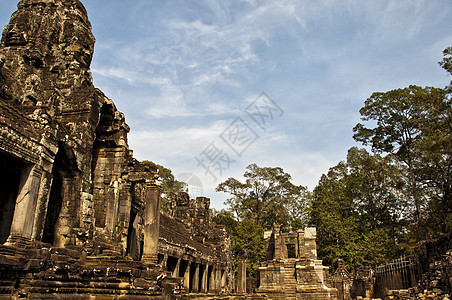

{"left": 1, "top": 0, "right": 451, "bottom": 208}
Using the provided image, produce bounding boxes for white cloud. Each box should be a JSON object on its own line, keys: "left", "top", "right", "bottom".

{"left": 129, "top": 120, "right": 230, "bottom": 161}
{"left": 2, "top": 0, "right": 451, "bottom": 209}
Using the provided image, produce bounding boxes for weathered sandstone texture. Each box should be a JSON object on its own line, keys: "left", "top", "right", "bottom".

{"left": 0, "top": 0, "right": 233, "bottom": 298}
{"left": 256, "top": 225, "right": 338, "bottom": 299}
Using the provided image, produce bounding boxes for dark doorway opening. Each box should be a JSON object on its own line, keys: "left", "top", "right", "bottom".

{"left": 189, "top": 262, "right": 197, "bottom": 293}
{"left": 167, "top": 256, "right": 179, "bottom": 274}
{"left": 179, "top": 260, "right": 189, "bottom": 278}
{"left": 126, "top": 209, "right": 139, "bottom": 260}
{"left": 42, "top": 144, "right": 77, "bottom": 245}
{"left": 0, "top": 151, "right": 26, "bottom": 244}
{"left": 287, "top": 243, "right": 296, "bottom": 258}
{"left": 198, "top": 264, "right": 205, "bottom": 292}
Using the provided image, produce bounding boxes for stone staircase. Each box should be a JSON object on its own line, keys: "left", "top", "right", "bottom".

{"left": 0, "top": 243, "right": 178, "bottom": 299}
{"left": 283, "top": 259, "right": 298, "bottom": 300}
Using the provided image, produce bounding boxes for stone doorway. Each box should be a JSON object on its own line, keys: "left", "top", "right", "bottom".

{"left": 0, "top": 151, "right": 26, "bottom": 244}
{"left": 42, "top": 144, "right": 78, "bottom": 245}
{"left": 126, "top": 209, "right": 140, "bottom": 260}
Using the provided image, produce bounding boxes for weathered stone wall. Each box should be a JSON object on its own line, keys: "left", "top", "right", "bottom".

{"left": 256, "top": 225, "right": 338, "bottom": 299}
{"left": 162, "top": 193, "right": 234, "bottom": 294}
{"left": 0, "top": 1, "right": 234, "bottom": 298}
{"left": 382, "top": 233, "right": 452, "bottom": 300}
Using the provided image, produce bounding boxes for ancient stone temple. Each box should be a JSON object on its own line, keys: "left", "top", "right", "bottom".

{"left": 159, "top": 193, "right": 234, "bottom": 294}
{"left": 256, "top": 225, "right": 337, "bottom": 299}
{"left": 0, "top": 0, "right": 233, "bottom": 298}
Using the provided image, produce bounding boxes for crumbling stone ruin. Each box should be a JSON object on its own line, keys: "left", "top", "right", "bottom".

{"left": 380, "top": 233, "right": 452, "bottom": 300}
{"left": 4, "top": 1, "right": 449, "bottom": 300}
{"left": 324, "top": 233, "right": 451, "bottom": 300}
{"left": 0, "top": 0, "right": 233, "bottom": 298}
{"left": 159, "top": 193, "right": 234, "bottom": 294}
{"left": 256, "top": 225, "right": 337, "bottom": 299}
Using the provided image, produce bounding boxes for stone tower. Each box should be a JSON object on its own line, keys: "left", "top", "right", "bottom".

{"left": 0, "top": 0, "right": 159, "bottom": 257}
{"left": 0, "top": 1, "right": 234, "bottom": 298}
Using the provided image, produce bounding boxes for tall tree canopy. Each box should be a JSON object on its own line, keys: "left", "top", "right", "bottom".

{"left": 211, "top": 210, "right": 266, "bottom": 278}
{"left": 216, "top": 163, "right": 309, "bottom": 229}
{"left": 310, "top": 147, "right": 409, "bottom": 269}
{"left": 440, "top": 46, "right": 452, "bottom": 79}
{"left": 352, "top": 85, "right": 451, "bottom": 238}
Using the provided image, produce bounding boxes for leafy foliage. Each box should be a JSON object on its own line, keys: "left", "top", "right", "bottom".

{"left": 141, "top": 161, "right": 187, "bottom": 210}
{"left": 216, "top": 163, "right": 310, "bottom": 229}
{"left": 352, "top": 84, "right": 450, "bottom": 239}
{"left": 439, "top": 46, "right": 452, "bottom": 78}
{"left": 230, "top": 219, "right": 266, "bottom": 278}
{"left": 310, "top": 148, "right": 409, "bottom": 269}
{"left": 211, "top": 210, "right": 265, "bottom": 278}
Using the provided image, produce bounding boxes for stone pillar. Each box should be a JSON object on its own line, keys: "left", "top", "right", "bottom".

{"left": 209, "top": 266, "right": 216, "bottom": 292}
{"left": 221, "top": 269, "right": 227, "bottom": 292}
{"left": 184, "top": 261, "right": 191, "bottom": 292}
{"left": 214, "top": 268, "right": 220, "bottom": 292}
{"left": 272, "top": 224, "right": 284, "bottom": 260}
{"left": 54, "top": 174, "right": 80, "bottom": 248}
{"left": 105, "top": 179, "right": 120, "bottom": 235}
{"left": 173, "top": 258, "right": 181, "bottom": 277}
{"left": 297, "top": 229, "right": 305, "bottom": 258}
{"left": 237, "top": 260, "right": 247, "bottom": 294}
{"left": 162, "top": 253, "right": 168, "bottom": 270}
{"left": 7, "top": 165, "right": 41, "bottom": 245}
{"left": 192, "top": 263, "right": 200, "bottom": 293}
{"left": 304, "top": 227, "right": 317, "bottom": 259}
{"left": 142, "top": 179, "right": 162, "bottom": 264}
{"left": 201, "top": 264, "right": 208, "bottom": 293}
{"left": 31, "top": 170, "right": 53, "bottom": 241}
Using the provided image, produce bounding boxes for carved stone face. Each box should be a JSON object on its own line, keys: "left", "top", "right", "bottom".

{"left": 2, "top": 24, "right": 27, "bottom": 46}
{"left": 0, "top": 0, "right": 96, "bottom": 103}
{"left": 1, "top": 1, "right": 95, "bottom": 71}
{"left": 177, "top": 193, "right": 190, "bottom": 206}
{"left": 61, "top": 24, "right": 95, "bottom": 70}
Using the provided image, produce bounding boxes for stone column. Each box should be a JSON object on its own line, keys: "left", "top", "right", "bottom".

{"left": 221, "top": 269, "right": 227, "bottom": 292}
{"left": 237, "top": 260, "right": 247, "bottom": 294}
{"left": 54, "top": 174, "right": 81, "bottom": 248}
{"left": 192, "top": 263, "right": 200, "bottom": 293}
{"left": 214, "top": 268, "right": 221, "bottom": 293}
{"left": 142, "top": 179, "right": 162, "bottom": 265}
{"left": 201, "top": 264, "right": 208, "bottom": 293}
{"left": 209, "top": 266, "right": 216, "bottom": 292}
{"left": 162, "top": 253, "right": 168, "bottom": 270}
{"left": 297, "top": 229, "right": 305, "bottom": 258}
{"left": 7, "top": 165, "right": 41, "bottom": 246}
{"left": 31, "top": 170, "right": 53, "bottom": 241}
{"left": 173, "top": 258, "right": 181, "bottom": 277}
{"left": 272, "top": 224, "right": 284, "bottom": 260}
{"left": 304, "top": 227, "right": 317, "bottom": 259}
{"left": 184, "top": 261, "right": 191, "bottom": 292}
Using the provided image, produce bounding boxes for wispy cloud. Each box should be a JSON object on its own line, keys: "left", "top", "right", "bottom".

{"left": 2, "top": 0, "right": 450, "bottom": 207}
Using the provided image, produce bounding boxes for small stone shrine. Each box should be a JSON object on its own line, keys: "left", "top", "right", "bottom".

{"left": 256, "top": 225, "right": 337, "bottom": 299}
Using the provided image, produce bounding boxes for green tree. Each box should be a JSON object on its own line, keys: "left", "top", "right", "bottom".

{"left": 211, "top": 208, "right": 237, "bottom": 235}
{"left": 352, "top": 85, "right": 448, "bottom": 238}
{"left": 211, "top": 210, "right": 265, "bottom": 278}
{"left": 216, "top": 163, "right": 309, "bottom": 229}
{"left": 439, "top": 46, "right": 452, "bottom": 78}
{"left": 141, "top": 161, "right": 187, "bottom": 210}
{"left": 310, "top": 148, "right": 408, "bottom": 269}
{"left": 230, "top": 219, "right": 266, "bottom": 278}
